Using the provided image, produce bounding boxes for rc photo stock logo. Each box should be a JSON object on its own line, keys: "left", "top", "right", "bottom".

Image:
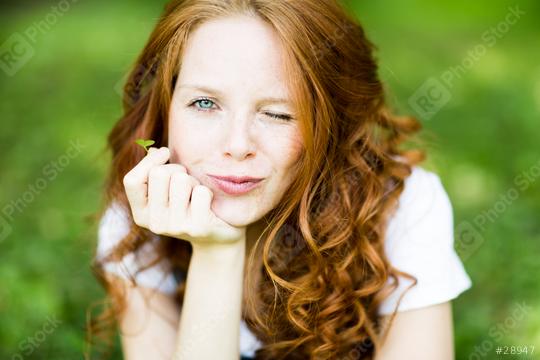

{"left": 0, "top": 33, "right": 35, "bottom": 77}
{"left": 0, "top": 212, "right": 13, "bottom": 245}
{"left": 0, "top": 138, "right": 86, "bottom": 244}
{"left": 113, "top": 53, "right": 165, "bottom": 108}
{"left": 454, "top": 158, "right": 540, "bottom": 262}
{"left": 0, "top": 0, "right": 79, "bottom": 77}
{"left": 408, "top": 5, "right": 525, "bottom": 121}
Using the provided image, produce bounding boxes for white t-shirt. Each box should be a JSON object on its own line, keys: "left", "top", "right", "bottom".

{"left": 95, "top": 165, "right": 472, "bottom": 357}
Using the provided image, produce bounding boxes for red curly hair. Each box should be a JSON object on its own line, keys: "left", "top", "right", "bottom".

{"left": 86, "top": 0, "right": 428, "bottom": 359}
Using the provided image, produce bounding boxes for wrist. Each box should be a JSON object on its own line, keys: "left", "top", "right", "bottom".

{"left": 191, "top": 237, "right": 246, "bottom": 263}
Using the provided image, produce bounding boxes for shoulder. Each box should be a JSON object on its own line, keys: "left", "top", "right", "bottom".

{"left": 385, "top": 165, "right": 453, "bottom": 247}
{"left": 377, "top": 165, "right": 473, "bottom": 316}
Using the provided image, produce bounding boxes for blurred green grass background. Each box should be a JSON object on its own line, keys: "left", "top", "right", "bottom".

{"left": 0, "top": 0, "right": 538, "bottom": 358}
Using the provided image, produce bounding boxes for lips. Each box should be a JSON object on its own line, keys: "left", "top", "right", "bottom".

{"left": 207, "top": 174, "right": 264, "bottom": 183}
{"left": 207, "top": 174, "right": 263, "bottom": 196}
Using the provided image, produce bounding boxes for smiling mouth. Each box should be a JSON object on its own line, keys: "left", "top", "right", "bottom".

{"left": 207, "top": 175, "right": 263, "bottom": 196}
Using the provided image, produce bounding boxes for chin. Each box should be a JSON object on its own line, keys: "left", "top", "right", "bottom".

{"left": 211, "top": 198, "right": 256, "bottom": 228}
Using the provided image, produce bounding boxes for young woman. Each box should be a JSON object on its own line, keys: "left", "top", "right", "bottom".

{"left": 87, "top": 1, "right": 472, "bottom": 359}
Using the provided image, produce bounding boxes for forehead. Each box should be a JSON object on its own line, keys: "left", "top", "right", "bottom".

{"left": 177, "top": 15, "right": 290, "bottom": 98}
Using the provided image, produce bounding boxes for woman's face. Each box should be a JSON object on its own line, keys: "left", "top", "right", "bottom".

{"left": 168, "top": 15, "right": 304, "bottom": 228}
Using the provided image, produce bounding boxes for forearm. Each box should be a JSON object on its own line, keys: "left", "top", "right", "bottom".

{"left": 173, "top": 240, "right": 246, "bottom": 360}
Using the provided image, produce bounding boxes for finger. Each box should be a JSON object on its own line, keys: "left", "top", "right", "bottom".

{"left": 161, "top": 163, "right": 189, "bottom": 209}
{"left": 169, "top": 171, "right": 194, "bottom": 219}
{"left": 160, "top": 163, "right": 188, "bottom": 205}
{"left": 148, "top": 165, "right": 172, "bottom": 232}
{"left": 124, "top": 148, "right": 167, "bottom": 226}
{"left": 189, "top": 185, "right": 214, "bottom": 227}
{"left": 123, "top": 147, "right": 170, "bottom": 208}
{"left": 159, "top": 163, "right": 187, "bottom": 176}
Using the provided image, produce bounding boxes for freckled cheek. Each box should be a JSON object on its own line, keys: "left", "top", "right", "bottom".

{"left": 167, "top": 121, "right": 184, "bottom": 160}
{"left": 263, "top": 133, "right": 304, "bottom": 174}
{"left": 168, "top": 113, "right": 216, "bottom": 164}
{"left": 282, "top": 131, "right": 304, "bottom": 165}
{"left": 281, "top": 135, "right": 304, "bottom": 185}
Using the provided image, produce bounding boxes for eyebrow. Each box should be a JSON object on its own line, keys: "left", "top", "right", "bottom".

{"left": 178, "top": 83, "right": 291, "bottom": 106}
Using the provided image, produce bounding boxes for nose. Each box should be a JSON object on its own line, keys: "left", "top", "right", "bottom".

{"left": 221, "top": 113, "right": 256, "bottom": 161}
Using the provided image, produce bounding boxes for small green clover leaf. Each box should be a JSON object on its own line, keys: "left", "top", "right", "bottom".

{"left": 135, "top": 139, "right": 155, "bottom": 153}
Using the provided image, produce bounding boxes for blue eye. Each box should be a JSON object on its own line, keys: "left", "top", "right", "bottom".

{"left": 190, "top": 98, "right": 216, "bottom": 111}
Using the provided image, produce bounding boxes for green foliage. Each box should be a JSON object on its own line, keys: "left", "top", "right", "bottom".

{"left": 135, "top": 139, "right": 155, "bottom": 153}
{"left": 0, "top": 0, "right": 538, "bottom": 358}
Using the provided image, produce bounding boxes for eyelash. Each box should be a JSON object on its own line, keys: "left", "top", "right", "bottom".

{"left": 188, "top": 97, "right": 293, "bottom": 121}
